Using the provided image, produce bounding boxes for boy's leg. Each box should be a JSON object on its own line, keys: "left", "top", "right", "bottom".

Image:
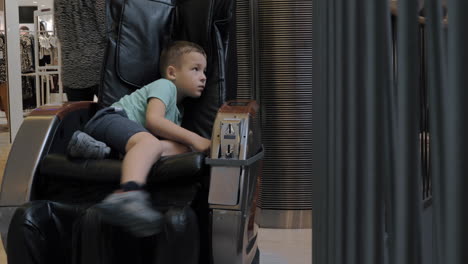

{"left": 160, "top": 140, "right": 191, "bottom": 156}
{"left": 121, "top": 132, "right": 164, "bottom": 184}
{"left": 85, "top": 109, "right": 166, "bottom": 237}
{"left": 96, "top": 138, "right": 190, "bottom": 237}
{"left": 95, "top": 132, "right": 165, "bottom": 237}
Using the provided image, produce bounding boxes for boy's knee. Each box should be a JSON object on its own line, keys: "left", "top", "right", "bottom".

{"left": 161, "top": 140, "right": 190, "bottom": 156}
{"left": 146, "top": 136, "right": 162, "bottom": 151}
{"left": 126, "top": 132, "right": 161, "bottom": 152}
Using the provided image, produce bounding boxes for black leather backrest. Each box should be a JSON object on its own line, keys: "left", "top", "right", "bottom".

{"left": 99, "top": 0, "right": 235, "bottom": 138}
{"left": 176, "top": 0, "right": 235, "bottom": 138}
{"left": 100, "top": 0, "right": 175, "bottom": 104}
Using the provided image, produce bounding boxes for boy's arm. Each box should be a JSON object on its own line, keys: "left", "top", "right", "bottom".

{"left": 146, "top": 98, "right": 211, "bottom": 152}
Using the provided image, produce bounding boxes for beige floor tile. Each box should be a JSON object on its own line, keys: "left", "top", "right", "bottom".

{"left": 258, "top": 228, "right": 312, "bottom": 264}
{"left": 0, "top": 239, "right": 5, "bottom": 264}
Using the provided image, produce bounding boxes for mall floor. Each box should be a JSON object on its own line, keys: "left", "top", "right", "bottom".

{"left": 0, "top": 111, "right": 312, "bottom": 264}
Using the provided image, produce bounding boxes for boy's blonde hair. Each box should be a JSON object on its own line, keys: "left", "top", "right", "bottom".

{"left": 160, "top": 41, "right": 207, "bottom": 78}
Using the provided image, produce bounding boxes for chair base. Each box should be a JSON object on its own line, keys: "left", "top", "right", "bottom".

{"left": 6, "top": 201, "right": 200, "bottom": 264}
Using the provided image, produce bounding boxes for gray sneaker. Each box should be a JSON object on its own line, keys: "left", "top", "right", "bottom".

{"left": 93, "top": 190, "right": 164, "bottom": 237}
{"left": 67, "top": 130, "right": 111, "bottom": 159}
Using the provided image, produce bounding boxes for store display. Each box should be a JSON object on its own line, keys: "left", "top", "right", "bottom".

{"left": 18, "top": 10, "right": 64, "bottom": 109}
{"left": 0, "top": 27, "right": 7, "bottom": 117}
{"left": 20, "top": 31, "right": 35, "bottom": 73}
{"left": 0, "top": 32, "right": 6, "bottom": 84}
{"left": 19, "top": 26, "right": 37, "bottom": 110}
{"left": 21, "top": 76, "right": 35, "bottom": 109}
{"left": 32, "top": 10, "right": 63, "bottom": 106}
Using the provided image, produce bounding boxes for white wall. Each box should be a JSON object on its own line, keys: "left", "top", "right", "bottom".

{"left": 0, "top": 11, "right": 4, "bottom": 31}
{"left": 5, "top": 0, "right": 23, "bottom": 141}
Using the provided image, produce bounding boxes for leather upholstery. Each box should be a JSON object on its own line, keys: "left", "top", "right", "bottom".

{"left": 7, "top": 201, "right": 200, "bottom": 264}
{"left": 176, "top": 0, "right": 237, "bottom": 139}
{"left": 72, "top": 206, "right": 200, "bottom": 264}
{"left": 7, "top": 0, "right": 235, "bottom": 262}
{"left": 40, "top": 152, "right": 206, "bottom": 184}
{"left": 7, "top": 201, "right": 86, "bottom": 264}
{"left": 100, "top": 0, "right": 175, "bottom": 106}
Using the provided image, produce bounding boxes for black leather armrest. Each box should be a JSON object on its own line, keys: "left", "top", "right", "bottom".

{"left": 39, "top": 152, "right": 206, "bottom": 185}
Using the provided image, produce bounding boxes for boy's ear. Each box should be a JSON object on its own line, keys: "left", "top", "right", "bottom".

{"left": 166, "top": 66, "right": 177, "bottom": 80}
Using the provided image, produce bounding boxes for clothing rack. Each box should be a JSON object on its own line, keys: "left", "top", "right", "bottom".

{"left": 33, "top": 9, "right": 63, "bottom": 106}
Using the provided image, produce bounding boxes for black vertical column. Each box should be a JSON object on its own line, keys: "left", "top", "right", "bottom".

{"left": 236, "top": 0, "right": 312, "bottom": 228}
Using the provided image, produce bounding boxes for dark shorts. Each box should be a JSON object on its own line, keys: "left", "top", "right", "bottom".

{"left": 84, "top": 106, "right": 148, "bottom": 154}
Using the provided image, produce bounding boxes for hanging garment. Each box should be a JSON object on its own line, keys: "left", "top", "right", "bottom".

{"left": 39, "top": 55, "right": 51, "bottom": 66}
{"left": 54, "top": 0, "right": 106, "bottom": 90}
{"left": 0, "top": 34, "right": 6, "bottom": 84}
{"left": 49, "top": 35, "right": 60, "bottom": 65}
{"left": 21, "top": 75, "right": 34, "bottom": 100}
{"left": 50, "top": 74, "right": 59, "bottom": 93}
{"left": 22, "top": 75, "right": 36, "bottom": 109}
{"left": 20, "top": 34, "right": 35, "bottom": 73}
{"left": 38, "top": 34, "right": 52, "bottom": 61}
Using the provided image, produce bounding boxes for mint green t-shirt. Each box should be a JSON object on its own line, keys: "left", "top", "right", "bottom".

{"left": 112, "top": 78, "right": 183, "bottom": 127}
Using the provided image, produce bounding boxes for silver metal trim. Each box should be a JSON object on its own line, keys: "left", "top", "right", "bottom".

{"left": 209, "top": 167, "right": 241, "bottom": 205}
{"left": 209, "top": 103, "right": 262, "bottom": 263}
{"left": 212, "top": 210, "right": 243, "bottom": 263}
{"left": 211, "top": 209, "right": 259, "bottom": 264}
{"left": 0, "top": 115, "right": 58, "bottom": 206}
{"left": 206, "top": 146, "right": 264, "bottom": 167}
{"left": 209, "top": 111, "right": 256, "bottom": 210}
{"left": 0, "top": 206, "right": 18, "bottom": 250}
{"left": 257, "top": 209, "right": 312, "bottom": 229}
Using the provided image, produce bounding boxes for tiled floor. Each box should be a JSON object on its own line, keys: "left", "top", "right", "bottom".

{"left": 258, "top": 228, "right": 312, "bottom": 264}
{"left": 0, "top": 116, "right": 312, "bottom": 264}
{"left": 0, "top": 227, "right": 311, "bottom": 264}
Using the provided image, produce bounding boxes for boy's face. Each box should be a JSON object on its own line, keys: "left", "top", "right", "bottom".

{"left": 170, "top": 51, "right": 207, "bottom": 99}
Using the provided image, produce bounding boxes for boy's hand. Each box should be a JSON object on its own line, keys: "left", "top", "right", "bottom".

{"left": 191, "top": 136, "right": 211, "bottom": 153}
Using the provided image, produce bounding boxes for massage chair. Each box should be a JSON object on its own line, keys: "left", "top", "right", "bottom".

{"left": 0, "top": 0, "right": 263, "bottom": 263}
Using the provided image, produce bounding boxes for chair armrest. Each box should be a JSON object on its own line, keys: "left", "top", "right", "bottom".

{"left": 40, "top": 152, "right": 206, "bottom": 185}
{"left": 0, "top": 102, "right": 97, "bottom": 207}
{"left": 29, "top": 101, "right": 97, "bottom": 119}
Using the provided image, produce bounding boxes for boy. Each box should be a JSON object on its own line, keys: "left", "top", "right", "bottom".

{"left": 68, "top": 41, "right": 210, "bottom": 237}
